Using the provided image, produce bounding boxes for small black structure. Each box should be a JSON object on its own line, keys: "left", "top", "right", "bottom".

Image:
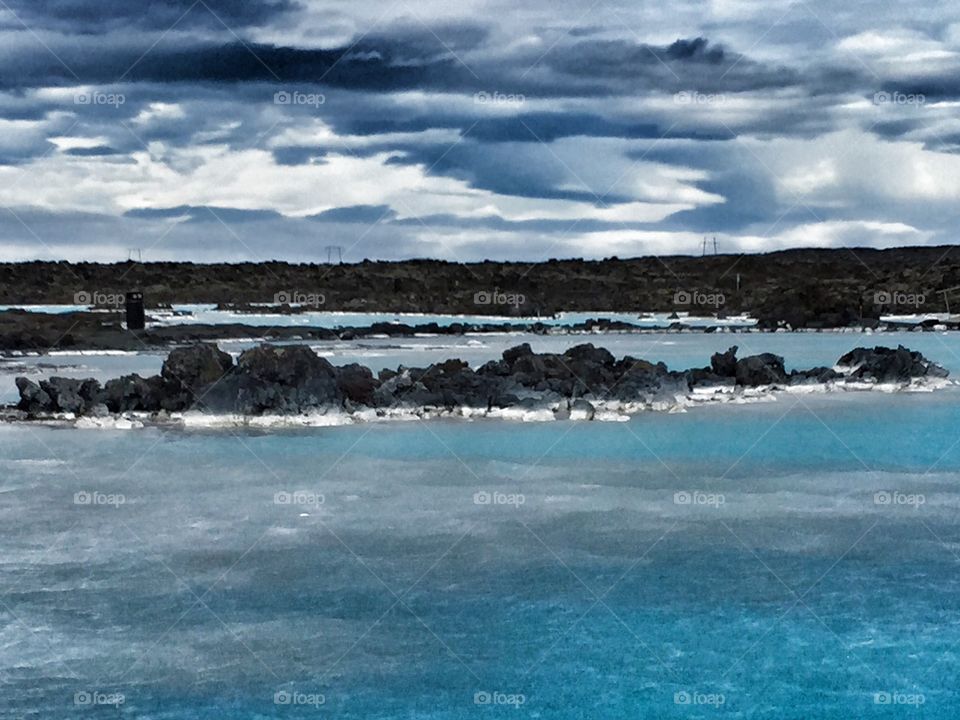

{"left": 125, "top": 291, "right": 145, "bottom": 331}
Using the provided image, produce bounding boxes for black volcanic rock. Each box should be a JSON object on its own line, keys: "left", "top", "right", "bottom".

{"left": 38, "top": 377, "right": 101, "bottom": 414}
{"left": 8, "top": 343, "right": 951, "bottom": 419}
{"left": 102, "top": 374, "right": 165, "bottom": 413}
{"left": 15, "top": 377, "right": 51, "bottom": 414}
{"left": 563, "top": 343, "right": 615, "bottom": 366}
{"left": 161, "top": 344, "right": 234, "bottom": 408}
{"left": 837, "top": 345, "right": 949, "bottom": 383}
{"left": 337, "top": 363, "right": 378, "bottom": 406}
{"left": 735, "top": 353, "right": 788, "bottom": 386}
{"left": 203, "top": 345, "right": 341, "bottom": 414}
{"left": 790, "top": 367, "right": 843, "bottom": 384}
{"left": 502, "top": 343, "right": 534, "bottom": 364}
{"left": 416, "top": 360, "right": 491, "bottom": 408}
{"left": 711, "top": 346, "right": 738, "bottom": 377}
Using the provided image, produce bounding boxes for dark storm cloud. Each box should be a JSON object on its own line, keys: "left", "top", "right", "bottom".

{"left": 124, "top": 206, "right": 284, "bottom": 223}
{"left": 639, "top": 143, "right": 784, "bottom": 233}
{"left": 663, "top": 170, "right": 793, "bottom": 233}
{"left": 0, "top": 30, "right": 806, "bottom": 101}
{"left": 2, "top": 0, "right": 299, "bottom": 33}
{"left": 306, "top": 205, "right": 398, "bottom": 224}
{"left": 880, "top": 77, "right": 960, "bottom": 101}
{"left": 872, "top": 119, "right": 925, "bottom": 140}
{"left": 63, "top": 145, "right": 122, "bottom": 156}
{"left": 1, "top": 0, "right": 958, "bottom": 261}
{"left": 389, "top": 212, "right": 659, "bottom": 235}
{"left": 544, "top": 37, "right": 801, "bottom": 94}
{"left": 466, "top": 113, "right": 729, "bottom": 143}
{"left": 8, "top": 204, "right": 674, "bottom": 259}
{"left": 381, "top": 141, "right": 637, "bottom": 205}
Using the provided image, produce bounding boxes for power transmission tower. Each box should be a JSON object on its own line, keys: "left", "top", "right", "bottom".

{"left": 325, "top": 245, "right": 343, "bottom": 264}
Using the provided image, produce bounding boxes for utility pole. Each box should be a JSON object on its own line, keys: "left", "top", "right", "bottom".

{"left": 938, "top": 287, "right": 960, "bottom": 315}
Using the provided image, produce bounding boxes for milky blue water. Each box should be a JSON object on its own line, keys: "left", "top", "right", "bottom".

{"left": 152, "top": 306, "right": 757, "bottom": 329}
{"left": 0, "top": 305, "right": 757, "bottom": 330}
{"left": 3, "top": 375, "right": 960, "bottom": 718}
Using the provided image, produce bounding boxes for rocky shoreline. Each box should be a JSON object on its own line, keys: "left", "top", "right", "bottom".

{"left": 5, "top": 343, "right": 949, "bottom": 426}
{"left": 1, "top": 309, "right": 751, "bottom": 354}
{"left": 2, "top": 308, "right": 957, "bottom": 355}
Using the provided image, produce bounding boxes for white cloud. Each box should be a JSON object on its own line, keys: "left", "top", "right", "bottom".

{"left": 133, "top": 102, "right": 186, "bottom": 125}
{"left": 753, "top": 129, "right": 960, "bottom": 206}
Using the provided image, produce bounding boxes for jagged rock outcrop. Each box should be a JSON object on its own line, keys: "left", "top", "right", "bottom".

{"left": 40, "top": 377, "right": 101, "bottom": 414}
{"left": 161, "top": 344, "right": 234, "bottom": 409}
{"left": 201, "top": 345, "right": 341, "bottom": 414}
{"left": 837, "top": 345, "right": 950, "bottom": 384}
{"left": 9, "top": 342, "right": 950, "bottom": 420}
{"left": 711, "top": 346, "right": 738, "bottom": 377}
{"left": 102, "top": 374, "right": 165, "bottom": 413}
{"left": 735, "top": 353, "right": 788, "bottom": 386}
{"left": 15, "top": 377, "right": 52, "bottom": 414}
{"left": 337, "top": 363, "right": 379, "bottom": 407}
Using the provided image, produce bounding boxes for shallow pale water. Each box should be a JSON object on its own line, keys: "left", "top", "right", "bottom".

{"left": 2, "top": 387, "right": 960, "bottom": 718}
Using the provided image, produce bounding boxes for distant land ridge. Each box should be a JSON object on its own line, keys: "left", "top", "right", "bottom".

{"left": 3, "top": 245, "right": 960, "bottom": 328}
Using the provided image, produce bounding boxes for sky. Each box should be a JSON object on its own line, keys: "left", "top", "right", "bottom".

{"left": 0, "top": 0, "right": 958, "bottom": 262}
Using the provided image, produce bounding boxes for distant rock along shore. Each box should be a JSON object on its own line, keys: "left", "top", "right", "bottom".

{"left": 0, "top": 311, "right": 741, "bottom": 354}
{"left": 5, "top": 343, "right": 950, "bottom": 425}
{"left": 1, "top": 308, "right": 958, "bottom": 356}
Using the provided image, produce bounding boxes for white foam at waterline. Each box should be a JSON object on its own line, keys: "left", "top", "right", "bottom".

{"left": 178, "top": 411, "right": 357, "bottom": 428}
{"left": 4, "top": 376, "right": 954, "bottom": 429}
{"left": 569, "top": 407, "right": 593, "bottom": 421}
{"left": 593, "top": 410, "right": 631, "bottom": 422}
{"left": 690, "top": 384, "right": 736, "bottom": 396}
{"left": 75, "top": 415, "right": 144, "bottom": 429}
{"left": 482, "top": 407, "right": 557, "bottom": 422}
{"left": 47, "top": 350, "right": 137, "bottom": 356}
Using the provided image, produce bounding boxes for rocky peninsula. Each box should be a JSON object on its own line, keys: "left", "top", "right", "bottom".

{"left": 5, "top": 343, "right": 949, "bottom": 426}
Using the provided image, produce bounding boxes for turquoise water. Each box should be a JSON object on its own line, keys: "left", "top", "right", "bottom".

{"left": 3, "top": 388, "right": 960, "bottom": 718}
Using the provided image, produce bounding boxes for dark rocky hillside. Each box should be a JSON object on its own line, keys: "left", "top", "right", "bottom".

{"left": 2, "top": 245, "right": 959, "bottom": 328}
